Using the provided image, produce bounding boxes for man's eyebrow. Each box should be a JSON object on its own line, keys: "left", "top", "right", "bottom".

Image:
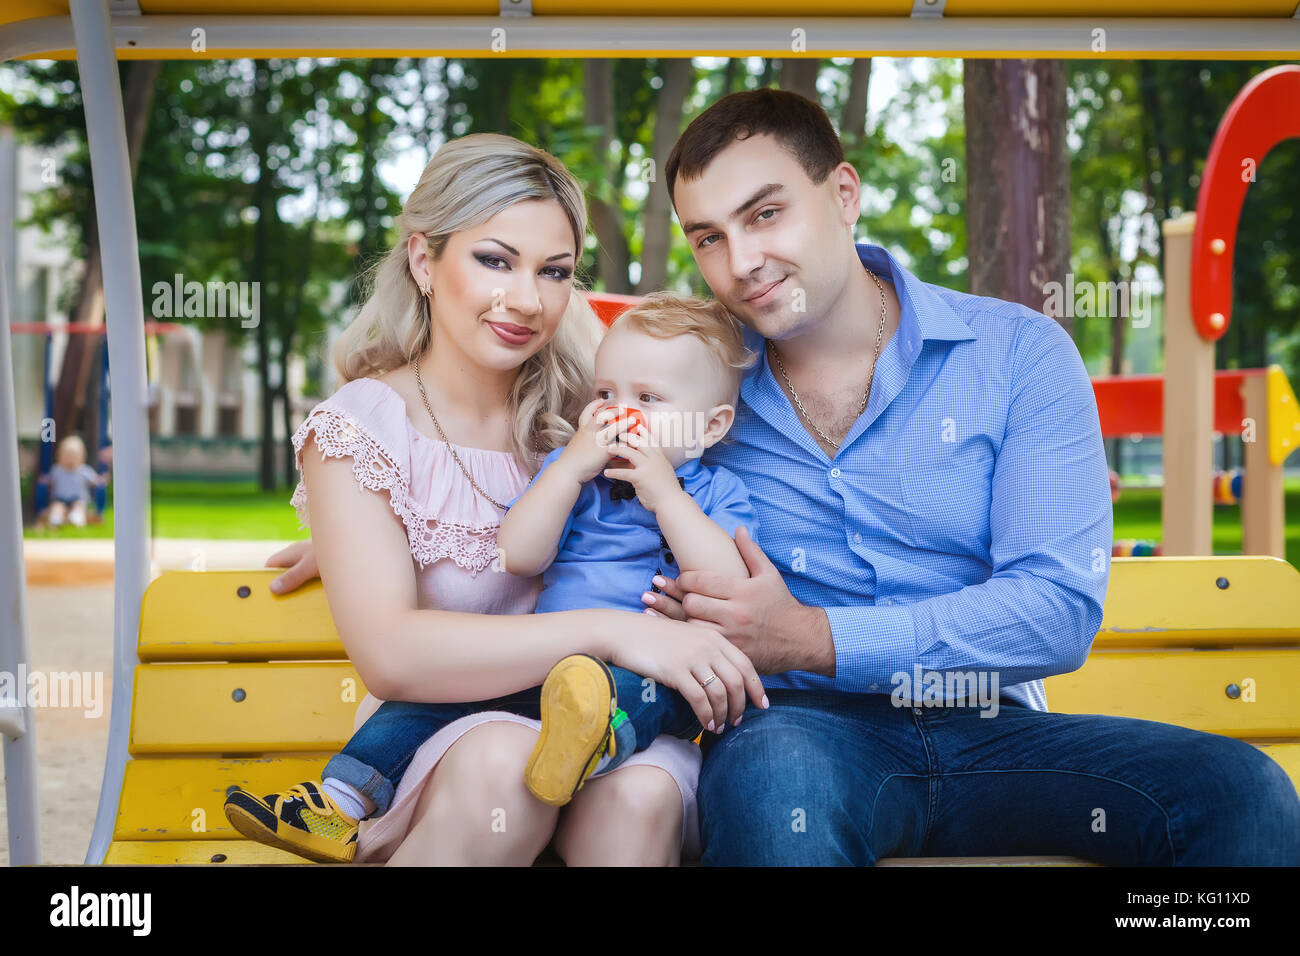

{"left": 680, "top": 183, "right": 786, "bottom": 236}
{"left": 482, "top": 238, "right": 573, "bottom": 262}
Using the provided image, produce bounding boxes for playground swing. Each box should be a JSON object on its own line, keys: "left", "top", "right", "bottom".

{"left": 2, "top": 2, "right": 1300, "bottom": 869}
{"left": 22, "top": 323, "right": 112, "bottom": 523}
{"left": 15, "top": 320, "right": 189, "bottom": 526}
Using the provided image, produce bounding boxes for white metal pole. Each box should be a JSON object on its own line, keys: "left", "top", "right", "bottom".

{"left": 69, "top": 0, "right": 152, "bottom": 865}
{"left": 0, "top": 245, "right": 43, "bottom": 867}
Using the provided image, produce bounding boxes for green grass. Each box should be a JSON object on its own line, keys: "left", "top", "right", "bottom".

{"left": 23, "top": 479, "right": 309, "bottom": 541}
{"left": 22, "top": 476, "right": 1300, "bottom": 566}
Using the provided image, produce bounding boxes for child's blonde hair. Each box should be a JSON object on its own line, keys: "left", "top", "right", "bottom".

{"left": 608, "top": 292, "right": 756, "bottom": 405}
{"left": 331, "top": 133, "right": 605, "bottom": 472}
{"left": 56, "top": 434, "right": 87, "bottom": 463}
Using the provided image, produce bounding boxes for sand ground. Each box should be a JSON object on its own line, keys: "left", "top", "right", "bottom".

{"left": 1, "top": 539, "right": 298, "bottom": 865}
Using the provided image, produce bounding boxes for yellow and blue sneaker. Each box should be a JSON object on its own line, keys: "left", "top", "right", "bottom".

{"left": 224, "top": 781, "right": 359, "bottom": 864}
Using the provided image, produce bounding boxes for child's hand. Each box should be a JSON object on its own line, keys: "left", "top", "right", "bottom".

{"left": 557, "top": 399, "right": 636, "bottom": 483}
{"left": 601, "top": 426, "right": 683, "bottom": 513}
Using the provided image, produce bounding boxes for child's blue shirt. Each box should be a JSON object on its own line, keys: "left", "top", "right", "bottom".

{"left": 505, "top": 446, "right": 757, "bottom": 614}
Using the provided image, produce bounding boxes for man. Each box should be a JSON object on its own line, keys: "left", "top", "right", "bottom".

{"left": 644, "top": 88, "right": 1299, "bottom": 865}
{"left": 270, "top": 88, "right": 1300, "bottom": 866}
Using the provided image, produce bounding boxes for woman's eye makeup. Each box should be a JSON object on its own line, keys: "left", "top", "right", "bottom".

{"left": 475, "top": 253, "right": 572, "bottom": 280}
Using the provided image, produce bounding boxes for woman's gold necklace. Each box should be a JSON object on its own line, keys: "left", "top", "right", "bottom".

{"left": 410, "top": 356, "right": 507, "bottom": 511}
{"left": 767, "top": 267, "right": 888, "bottom": 451}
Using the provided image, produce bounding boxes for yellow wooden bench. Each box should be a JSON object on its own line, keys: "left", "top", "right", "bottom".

{"left": 102, "top": 555, "right": 1300, "bottom": 865}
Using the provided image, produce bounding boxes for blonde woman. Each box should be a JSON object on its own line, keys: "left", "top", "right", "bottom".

{"left": 238, "top": 134, "right": 764, "bottom": 866}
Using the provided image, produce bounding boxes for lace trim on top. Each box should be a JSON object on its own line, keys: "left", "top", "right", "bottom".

{"left": 290, "top": 407, "right": 504, "bottom": 578}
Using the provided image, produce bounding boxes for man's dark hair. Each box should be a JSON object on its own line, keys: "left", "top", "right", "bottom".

{"left": 664, "top": 88, "right": 846, "bottom": 205}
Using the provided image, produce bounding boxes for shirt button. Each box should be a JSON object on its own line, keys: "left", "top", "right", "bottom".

{"left": 854, "top": 532, "right": 863, "bottom": 544}
{"left": 830, "top": 467, "right": 841, "bottom": 478}
{"left": 879, "top": 597, "right": 892, "bottom": 606}
{"left": 912, "top": 707, "right": 922, "bottom": 716}
{"left": 664, "top": 551, "right": 675, "bottom": 565}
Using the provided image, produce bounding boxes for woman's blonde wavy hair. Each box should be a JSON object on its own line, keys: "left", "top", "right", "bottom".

{"left": 332, "top": 133, "right": 605, "bottom": 473}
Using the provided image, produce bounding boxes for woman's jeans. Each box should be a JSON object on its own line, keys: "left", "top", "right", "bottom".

{"left": 322, "top": 665, "right": 702, "bottom": 817}
{"left": 697, "top": 690, "right": 1300, "bottom": 866}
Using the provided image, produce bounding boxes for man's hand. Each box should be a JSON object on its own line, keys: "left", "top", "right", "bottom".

{"left": 267, "top": 539, "right": 320, "bottom": 594}
{"left": 643, "top": 526, "right": 835, "bottom": 677}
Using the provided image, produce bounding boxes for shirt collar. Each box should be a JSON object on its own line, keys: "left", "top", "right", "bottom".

{"left": 739, "top": 241, "right": 976, "bottom": 393}
{"left": 859, "top": 241, "right": 977, "bottom": 347}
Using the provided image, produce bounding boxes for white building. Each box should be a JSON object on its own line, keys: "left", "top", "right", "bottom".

{"left": 2, "top": 124, "right": 341, "bottom": 482}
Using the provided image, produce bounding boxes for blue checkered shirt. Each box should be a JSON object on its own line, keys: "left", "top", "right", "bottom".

{"left": 700, "top": 241, "right": 1112, "bottom": 711}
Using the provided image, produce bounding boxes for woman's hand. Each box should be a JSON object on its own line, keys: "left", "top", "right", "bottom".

{"left": 604, "top": 612, "right": 769, "bottom": 734}
{"left": 266, "top": 539, "right": 320, "bottom": 594}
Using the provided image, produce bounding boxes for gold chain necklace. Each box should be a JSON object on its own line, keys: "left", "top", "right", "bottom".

{"left": 410, "top": 356, "right": 507, "bottom": 511}
{"left": 768, "top": 267, "right": 888, "bottom": 450}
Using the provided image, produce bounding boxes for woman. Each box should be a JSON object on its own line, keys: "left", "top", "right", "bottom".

{"left": 281, "top": 132, "right": 763, "bottom": 865}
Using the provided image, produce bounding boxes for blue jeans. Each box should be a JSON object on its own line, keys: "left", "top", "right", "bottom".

{"left": 698, "top": 690, "right": 1300, "bottom": 865}
{"left": 322, "top": 664, "right": 701, "bottom": 816}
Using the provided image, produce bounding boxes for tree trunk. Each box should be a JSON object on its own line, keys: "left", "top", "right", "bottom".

{"left": 963, "top": 59, "right": 1072, "bottom": 334}
{"left": 1095, "top": 192, "right": 1127, "bottom": 475}
{"left": 281, "top": 212, "right": 315, "bottom": 487}
{"left": 781, "top": 58, "right": 821, "bottom": 104}
{"left": 250, "top": 62, "right": 276, "bottom": 491}
{"left": 584, "top": 59, "right": 630, "bottom": 293}
{"left": 840, "top": 59, "right": 872, "bottom": 143}
{"left": 52, "top": 60, "right": 161, "bottom": 449}
{"left": 1137, "top": 61, "right": 1171, "bottom": 277}
{"left": 349, "top": 60, "right": 382, "bottom": 308}
{"left": 637, "top": 59, "right": 692, "bottom": 294}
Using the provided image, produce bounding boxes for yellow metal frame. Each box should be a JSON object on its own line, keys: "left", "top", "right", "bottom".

{"left": 5, "top": 0, "right": 1300, "bottom": 60}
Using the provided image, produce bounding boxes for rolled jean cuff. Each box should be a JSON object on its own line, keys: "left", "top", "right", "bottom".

{"left": 321, "top": 752, "right": 396, "bottom": 818}
{"left": 591, "top": 714, "right": 638, "bottom": 778}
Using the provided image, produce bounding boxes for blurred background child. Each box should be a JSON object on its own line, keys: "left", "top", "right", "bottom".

{"left": 39, "top": 435, "right": 107, "bottom": 528}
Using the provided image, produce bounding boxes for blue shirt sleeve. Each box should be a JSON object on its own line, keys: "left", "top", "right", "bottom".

{"left": 699, "top": 465, "right": 759, "bottom": 540}
{"left": 824, "top": 316, "right": 1112, "bottom": 692}
{"left": 505, "top": 445, "right": 580, "bottom": 550}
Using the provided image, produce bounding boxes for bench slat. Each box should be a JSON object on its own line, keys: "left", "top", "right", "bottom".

{"left": 107, "top": 745, "right": 1300, "bottom": 845}
{"left": 114, "top": 755, "right": 330, "bottom": 841}
{"left": 134, "top": 557, "right": 1300, "bottom": 662}
{"left": 1045, "top": 650, "right": 1300, "bottom": 736}
{"left": 1095, "top": 556, "right": 1300, "bottom": 646}
{"left": 104, "top": 839, "right": 314, "bottom": 865}
{"left": 130, "top": 663, "right": 365, "bottom": 754}
{"left": 138, "top": 571, "right": 343, "bottom": 662}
